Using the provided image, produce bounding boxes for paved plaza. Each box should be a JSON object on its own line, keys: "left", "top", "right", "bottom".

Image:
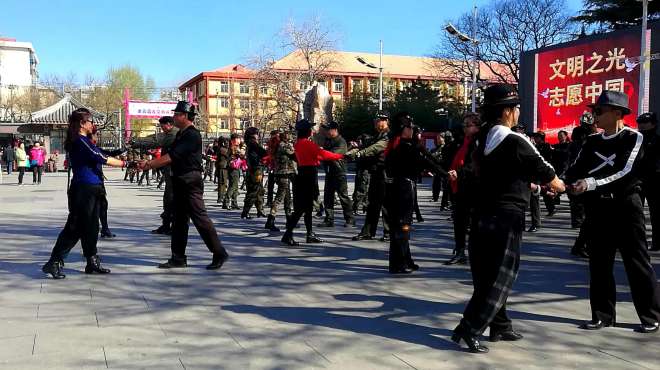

{"left": 0, "top": 169, "right": 658, "bottom": 370}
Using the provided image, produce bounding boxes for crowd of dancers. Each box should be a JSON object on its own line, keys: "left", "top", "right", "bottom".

{"left": 39, "top": 85, "right": 660, "bottom": 354}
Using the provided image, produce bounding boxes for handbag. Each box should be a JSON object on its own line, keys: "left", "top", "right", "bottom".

{"left": 30, "top": 159, "right": 38, "bottom": 166}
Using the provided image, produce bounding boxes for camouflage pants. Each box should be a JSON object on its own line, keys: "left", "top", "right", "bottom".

{"left": 270, "top": 174, "right": 292, "bottom": 217}
{"left": 224, "top": 169, "right": 240, "bottom": 208}
{"left": 242, "top": 169, "right": 264, "bottom": 214}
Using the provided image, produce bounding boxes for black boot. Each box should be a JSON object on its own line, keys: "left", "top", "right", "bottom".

{"left": 445, "top": 250, "right": 468, "bottom": 265}
{"left": 85, "top": 255, "right": 111, "bottom": 274}
{"left": 265, "top": 215, "right": 280, "bottom": 232}
{"left": 306, "top": 232, "right": 324, "bottom": 244}
{"left": 240, "top": 211, "right": 252, "bottom": 219}
{"left": 151, "top": 225, "right": 171, "bottom": 235}
{"left": 158, "top": 256, "right": 188, "bottom": 269}
{"left": 256, "top": 210, "right": 267, "bottom": 218}
{"left": 100, "top": 229, "right": 116, "bottom": 238}
{"left": 42, "top": 260, "right": 66, "bottom": 279}
{"left": 281, "top": 231, "right": 299, "bottom": 246}
{"left": 451, "top": 326, "right": 489, "bottom": 353}
{"left": 316, "top": 220, "right": 334, "bottom": 227}
{"left": 206, "top": 253, "right": 228, "bottom": 270}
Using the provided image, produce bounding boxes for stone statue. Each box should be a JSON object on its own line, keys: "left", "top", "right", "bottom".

{"left": 302, "top": 82, "right": 334, "bottom": 131}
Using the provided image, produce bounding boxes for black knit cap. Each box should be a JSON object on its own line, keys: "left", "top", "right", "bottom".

{"left": 295, "top": 119, "right": 312, "bottom": 131}
{"left": 482, "top": 84, "right": 520, "bottom": 106}
{"left": 637, "top": 112, "right": 657, "bottom": 125}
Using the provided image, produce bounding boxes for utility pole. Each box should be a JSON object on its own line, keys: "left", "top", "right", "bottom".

{"left": 471, "top": 5, "right": 478, "bottom": 113}
{"left": 638, "top": 0, "right": 650, "bottom": 113}
{"left": 379, "top": 40, "right": 384, "bottom": 112}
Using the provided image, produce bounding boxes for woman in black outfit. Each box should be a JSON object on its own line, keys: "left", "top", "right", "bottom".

{"left": 385, "top": 113, "right": 445, "bottom": 274}
{"left": 451, "top": 85, "right": 565, "bottom": 353}
{"left": 42, "top": 108, "right": 126, "bottom": 279}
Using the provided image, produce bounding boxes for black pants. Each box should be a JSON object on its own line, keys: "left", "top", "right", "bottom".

{"left": 323, "top": 173, "right": 353, "bottom": 223}
{"left": 542, "top": 193, "right": 556, "bottom": 214}
{"left": 49, "top": 183, "right": 104, "bottom": 261}
{"left": 459, "top": 206, "right": 524, "bottom": 336}
{"left": 161, "top": 170, "right": 174, "bottom": 228}
{"left": 587, "top": 194, "right": 660, "bottom": 325}
{"left": 18, "top": 167, "right": 26, "bottom": 184}
{"left": 99, "top": 186, "right": 110, "bottom": 232}
{"left": 568, "top": 193, "right": 585, "bottom": 228}
{"left": 33, "top": 165, "right": 43, "bottom": 184}
{"left": 452, "top": 192, "right": 471, "bottom": 255}
{"left": 243, "top": 169, "right": 264, "bottom": 214}
{"left": 645, "top": 188, "right": 660, "bottom": 250}
{"left": 216, "top": 168, "right": 228, "bottom": 203}
{"left": 440, "top": 178, "right": 452, "bottom": 209}
{"left": 359, "top": 170, "right": 390, "bottom": 237}
{"left": 529, "top": 192, "right": 541, "bottom": 227}
{"left": 388, "top": 178, "right": 415, "bottom": 270}
{"left": 266, "top": 171, "right": 275, "bottom": 205}
{"left": 285, "top": 166, "right": 319, "bottom": 236}
{"left": 352, "top": 168, "right": 370, "bottom": 212}
{"left": 432, "top": 174, "right": 444, "bottom": 201}
{"left": 171, "top": 172, "right": 228, "bottom": 259}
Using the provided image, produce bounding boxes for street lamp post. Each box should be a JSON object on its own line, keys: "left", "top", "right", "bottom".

{"left": 638, "top": 0, "right": 651, "bottom": 113}
{"left": 356, "top": 40, "right": 384, "bottom": 112}
{"left": 446, "top": 5, "right": 479, "bottom": 113}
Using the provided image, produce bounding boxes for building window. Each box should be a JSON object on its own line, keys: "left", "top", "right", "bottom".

{"left": 401, "top": 80, "right": 413, "bottom": 90}
{"left": 333, "top": 78, "right": 344, "bottom": 92}
{"left": 259, "top": 100, "right": 268, "bottom": 110}
{"left": 352, "top": 79, "right": 362, "bottom": 92}
{"left": 240, "top": 118, "right": 251, "bottom": 130}
{"left": 385, "top": 80, "right": 395, "bottom": 94}
{"left": 220, "top": 97, "right": 229, "bottom": 108}
{"left": 239, "top": 82, "right": 250, "bottom": 94}
{"left": 368, "top": 79, "right": 378, "bottom": 93}
{"left": 260, "top": 86, "right": 268, "bottom": 95}
{"left": 220, "top": 81, "right": 229, "bottom": 93}
{"left": 299, "top": 80, "right": 306, "bottom": 90}
{"left": 219, "top": 118, "right": 229, "bottom": 130}
{"left": 239, "top": 99, "right": 250, "bottom": 109}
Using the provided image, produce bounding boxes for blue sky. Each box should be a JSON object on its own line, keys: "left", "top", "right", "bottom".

{"left": 1, "top": 0, "right": 584, "bottom": 87}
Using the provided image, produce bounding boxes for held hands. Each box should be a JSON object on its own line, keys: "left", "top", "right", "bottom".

{"left": 568, "top": 179, "right": 588, "bottom": 195}
{"left": 448, "top": 170, "right": 458, "bottom": 181}
{"left": 137, "top": 160, "right": 150, "bottom": 171}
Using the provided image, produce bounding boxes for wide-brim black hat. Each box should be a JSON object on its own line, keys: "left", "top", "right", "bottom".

{"left": 587, "top": 90, "right": 631, "bottom": 115}
{"left": 483, "top": 84, "right": 520, "bottom": 106}
{"left": 172, "top": 101, "right": 197, "bottom": 115}
{"left": 321, "top": 121, "right": 339, "bottom": 130}
{"left": 295, "top": 119, "right": 312, "bottom": 131}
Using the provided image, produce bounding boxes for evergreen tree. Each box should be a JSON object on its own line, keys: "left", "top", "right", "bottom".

{"left": 335, "top": 87, "right": 379, "bottom": 141}
{"left": 574, "top": 0, "right": 660, "bottom": 31}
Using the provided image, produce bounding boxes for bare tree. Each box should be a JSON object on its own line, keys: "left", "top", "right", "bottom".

{"left": 433, "top": 0, "right": 577, "bottom": 86}
{"left": 247, "top": 16, "right": 339, "bottom": 127}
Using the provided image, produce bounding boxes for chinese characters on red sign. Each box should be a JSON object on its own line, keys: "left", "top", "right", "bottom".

{"left": 535, "top": 32, "right": 642, "bottom": 143}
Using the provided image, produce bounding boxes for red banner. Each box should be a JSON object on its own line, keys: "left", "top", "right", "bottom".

{"left": 535, "top": 32, "right": 643, "bottom": 143}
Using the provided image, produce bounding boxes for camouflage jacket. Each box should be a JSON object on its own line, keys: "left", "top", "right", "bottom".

{"left": 274, "top": 141, "right": 297, "bottom": 175}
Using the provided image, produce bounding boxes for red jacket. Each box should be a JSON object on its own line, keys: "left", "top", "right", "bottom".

{"left": 294, "top": 138, "right": 342, "bottom": 167}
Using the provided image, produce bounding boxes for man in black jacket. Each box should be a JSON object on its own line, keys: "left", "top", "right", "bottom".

{"left": 638, "top": 112, "right": 660, "bottom": 251}
{"left": 242, "top": 127, "right": 267, "bottom": 219}
{"left": 318, "top": 121, "right": 354, "bottom": 228}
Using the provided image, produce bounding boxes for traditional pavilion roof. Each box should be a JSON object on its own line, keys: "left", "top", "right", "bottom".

{"left": 28, "top": 93, "right": 105, "bottom": 125}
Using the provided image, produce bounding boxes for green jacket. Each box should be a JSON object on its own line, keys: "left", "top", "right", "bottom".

{"left": 354, "top": 129, "right": 390, "bottom": 172}
{"left": 131, "top": 127, "right": 179, "bottom": 155}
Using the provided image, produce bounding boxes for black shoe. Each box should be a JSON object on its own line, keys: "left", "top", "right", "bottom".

{"left": 256, "top": 211, "right": 267, "bottom": 218}
{"left": 314, "top": 211, "right": 324, "bottom": 219}
{"left": 527, "top": 226, "right": 539, "bottom": 233}
{"left": 231, "top": 205, "right": 241, "bottom": 210}
{"left": 158, "top": 257, "right": 188, "bottom": 269}
{"left": 571, "top": 248, "right": 589, "bottom": 258}
{"left": 637, "top": 322, "right": 659, "bottom": 333}
{"left": 281, "top": 232, "right": 299, "bottom": 246}
{"left": 352, "top": 233, "right": 373, "bottom": 241}
{"left": 42, "top": 260, "right": 66, "bottom": 279}
{"left": 100, "top": 229, "right": 116, "bottom": 238}
{"left": 407, "top": 263, "right": 420, "bottom": 271}
{"left": 306, "top": 233, "right": 324, "bottom": 244}
{"left": 580, "top": 319, "right": 614, "bottom": 330}
{"left": 489, "top": 329, "right": 523, "bottom": 342}
{"left": 316, "top": 220, "right": 334, "bottom": 228}
{"left": 206, "top": 254, "right": 228, "bottom": 270}
{"left": 389, "top": 266, "right": 413, "bottom": 274}
{"left": 546, "top": 210, "right": 557, "bottom": 217}
{"left": 240, "top": 212, "right": 252, "bottom": 220}
{"left": 379, "top": 235, "right": 390, "bottom": 242}
{"left": 221, "top": 204, "right": 229, "bottom": 210}
{"left": 451, "top": 328, "right": 489, "bottom": 354}
{"left": 344, "top": 219, "right": 356, "bottom": 227}
{"left": 444, "top": 254, "right": 468, "bottom": 265}
{"left": 265, "top": 215, "right": 280, "bottom": 232}
{"left": 151, "top": 226, "right": 171, "bottom": 235}
{"left": 85, "top": 255, "right": 111, "bottom": 274}
{"left": 416, "top": 216, "right": 425, "bottom": 223}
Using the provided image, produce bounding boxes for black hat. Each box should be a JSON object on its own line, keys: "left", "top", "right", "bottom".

{"left": 375, "top": 112, "right": 389, "bottom": 121}
{"left": 588, "top": 90, "right": 631, "bottom": 115}
{"left": 483, "top": 84, "right": 520, "bottom": 106}
{"left": 230, "top": 133, "right": 241, "bottom": 140}
{"left": 244, "top": 126, "right": 259, "bottom": 138}
{"left": 321, "top": 121, "right": 339, "bottom": 130}
{"left": 172, "top": 101, "right": 197, "bottom": 115}
{"left": 637, "top": 112, "right": 658, "bottom": 125}
{"left": 295, "top": 119, "right": 312, "bottom": 131}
